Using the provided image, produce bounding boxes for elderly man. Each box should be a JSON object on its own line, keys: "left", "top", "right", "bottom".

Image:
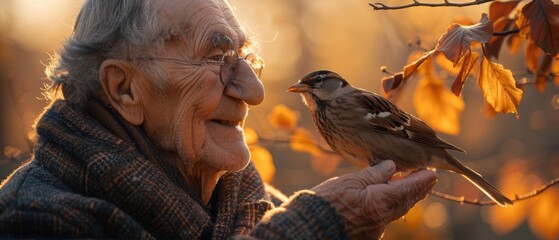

{"left": 0, "top": 0, "right": 436, "bottom": 239}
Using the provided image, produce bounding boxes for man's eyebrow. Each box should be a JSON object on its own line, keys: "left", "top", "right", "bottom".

{"left": 207, "top": 32, "right": 247, "bottom": 52}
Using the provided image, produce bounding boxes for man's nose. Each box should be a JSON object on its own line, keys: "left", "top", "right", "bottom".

{"left": 223, "top": 60, "right": 264, "bottom": 105}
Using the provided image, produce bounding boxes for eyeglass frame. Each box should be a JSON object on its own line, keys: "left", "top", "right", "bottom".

{"left": 126, "top": 49, "right": 264, "bottom": 86}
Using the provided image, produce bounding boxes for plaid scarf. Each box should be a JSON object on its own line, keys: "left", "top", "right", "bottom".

{"left": 3, "top": 99, "right": 272, "bottom": 238}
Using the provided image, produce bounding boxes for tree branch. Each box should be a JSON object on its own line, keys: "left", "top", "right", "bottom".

{"left": 369, "top": 0, "right": 495, "bottom": 10}
{"left": 492, "top": 29, "right": 520, "bottom": 37}
{"left": 430, "top": 177, "right": 559, "bottom": 206}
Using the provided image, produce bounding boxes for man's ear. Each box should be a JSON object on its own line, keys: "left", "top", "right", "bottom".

{"left": 99, "top": 59, "right": 144, "bottom": 125}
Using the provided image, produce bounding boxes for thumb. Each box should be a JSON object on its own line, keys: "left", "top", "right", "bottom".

{"left": 353, "top": 160, "right": 396, "bottom": 185}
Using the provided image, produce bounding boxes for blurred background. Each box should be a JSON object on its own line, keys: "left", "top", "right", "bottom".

{"left": 1, "top": 0, "right": 558, "bottom": 239}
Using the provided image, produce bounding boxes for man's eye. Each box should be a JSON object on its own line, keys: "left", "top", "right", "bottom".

{"left": 208, "top": 54, "right": 222, "bottom": 62}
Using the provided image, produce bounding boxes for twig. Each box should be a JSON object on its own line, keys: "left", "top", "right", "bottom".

{"left": 492, "top": 29, "right": 520, "bottom": 37}
{"left": 430, "top": 177, "right": 559, "bottom": 206}
{"left": 369, "top": 0, "right": 494, "bottom": 10}
{"left": 516, "top": 72, "right": 558, "bottom": 87}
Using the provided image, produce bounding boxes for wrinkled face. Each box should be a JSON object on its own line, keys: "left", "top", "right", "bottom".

{"left": 136, "top": 0, "right": 264, "bottom": 174}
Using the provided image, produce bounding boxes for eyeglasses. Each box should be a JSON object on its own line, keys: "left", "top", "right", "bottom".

{"left": 131, "top": 49, "right": 264, "bottom": 85}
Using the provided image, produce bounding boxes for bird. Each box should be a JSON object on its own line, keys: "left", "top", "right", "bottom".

{"left": 287, "top": 69, "right": 513, "bottom": 207}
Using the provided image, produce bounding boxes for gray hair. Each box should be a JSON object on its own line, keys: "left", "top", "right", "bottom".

{"left": 45, "top": 0, "right": 167, "bottom": 106}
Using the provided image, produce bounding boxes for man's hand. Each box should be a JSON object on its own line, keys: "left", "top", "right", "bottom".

{"left": 311, "top": 160, "right": 437, "bottom": 239}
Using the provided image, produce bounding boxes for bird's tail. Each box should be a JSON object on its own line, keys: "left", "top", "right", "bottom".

{"left": 441, "top": 152, "right": 513, "bottom": 207}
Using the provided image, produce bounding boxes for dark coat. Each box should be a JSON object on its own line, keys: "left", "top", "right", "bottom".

{"left": 0, "top": 100, "right": 347, "bottom": 239}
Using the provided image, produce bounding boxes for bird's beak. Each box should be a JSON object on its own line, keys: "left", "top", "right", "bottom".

{"left": 287, "top": 82, "right": 310, "bottom": 93}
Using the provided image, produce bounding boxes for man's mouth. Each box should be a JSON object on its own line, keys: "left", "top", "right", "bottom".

{"left": 210, "top": 119, "right": 242, "bottom": 127}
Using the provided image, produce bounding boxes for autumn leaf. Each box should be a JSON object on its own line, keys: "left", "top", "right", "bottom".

{"left": 436, "top": 53, "right": 461, "bottom": 76}
{"left": 528, "top": 188, "right": 559, "bottom": 240}
{"left": 290, "top": 128, "right": 322, "bottom": 156}
{"left": 244, "top": 128, "right": 259, "bottom": 146}
{"left": 489, "top": 0, "right": 520, "bottom": 21}
{"left": 268, "top": 104, "right": 299, "bottom": 131}
{"left": 535, "top": 56, "right": 553, "bottom": 92}
{"left": 3, "top": 146, "right": 22, "bottom": 159}
{"left": 451, "top": 51, "right": 480, "bottom": 97}
{"left": 507, "top": 34, "right": 523, "bottom": 55}
{"left": 382, "top": 50, "right": 434, "bottom": 100}
{"left": 435, "top": 13, "right": 493, "bottom": 65}
{"left": 553, "top": 60, "right": 559, "bottom": 86}
{"left": 482, "top": 101, "right": 498, "bottom": 119}
{"left": 478, "top": 56, "right": 523, "bottom": 117}
{"left": 311, "top": 152, "right": 342, "bottom": 175}
{"left": 525, "top": 41, "right": 543, "bottom": 73}
{"left": 516, "top": 0, "right": 559, "bottom": 60}
{"left": 250, "top": 146, "right": 275, "bottom": 183}
{"left": 485, "top": 17, "right": 515, "bottom": 60}
{"left": 381, "top": 72, "right": 404, "bottom": 100}
{"left": 414, "top": 75, "right": 464, "bottom": 135}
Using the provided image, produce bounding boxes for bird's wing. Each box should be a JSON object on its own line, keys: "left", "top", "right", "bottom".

{"left": 355, "top": 91, "right": 465, "bottom": 153}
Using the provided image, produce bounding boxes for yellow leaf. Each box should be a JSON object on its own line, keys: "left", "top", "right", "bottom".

{"left": 529, "top": 188, "right": 559, "bottom": 240}
{"left": 435, "top": 13, "right": 493, "bottom": 65}
{"left": 413, "top": 74, "right": 464, "bottom": 135}
{"left": 406, "top": 50, "right": 434, "bottom": 79}
{"left": 250, "top": 146, "right": 275, "bottom": 183}
{"left": 436, "top": 52, "right": 461, "bottom": 76}
{"left": 478, "top": 57, "right": 523, "bottom": 117}
{"left": 311, "top": 152, "right": 341, "bottom": 175}
{"left": 243, "top": 128, "right": 259, "bottom": 146}
{"left": 267, "top": 104, "right": 299, "bottom": 131}
{"left": 290, "top": 128, "right": 322, "bottom": 156}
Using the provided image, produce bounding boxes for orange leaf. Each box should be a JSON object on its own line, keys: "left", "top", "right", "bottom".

{"left": 529, "top": 188, "right": 559, "bottom": 240}
{"left": 507, "top": 33, "right": 523, "bottom": 55}
{"left": 485, "top": 17, "right": 515, "bottom": 60}
{"left": 488, "top": 0, "right": 520, "bottom": 22}
{"left": 452, "top": 51, "right": 480, "bottom": 96}
{"left": 482, "top": 101, "right": 498, "bottom": 119}
{"left": 436, "top": 53, "right": 461, "bottom": 76}
{"left": 406, "top": 50, "right": 434, "bottom": 78}
{"left": 243, "top": 128, "right": 259, "bottom": 146}
{"left": 3, "top": 146, "right": 22, "bottom": 159}
{"left": 414, "top": 70, "right": 464, "bottom": 135}
{"left": 382, "top": 51, "right": 434, "bottom": 100}
{"left": 290, "top": 128, "right": 322, "bottom": 156}
{"left": 525, "top": 41, "right": 543, "bottom": 73}
{"left": 516, "top": 0, "right": 559, "bottom": 60}
{"left": 435, "top": 14, "right": 493, "bottom": 65}
{"left": 311, "top": 152, "right": 342, "bottom": 175}
{"left": 553, "top": 60, "right": 559, "bottom": 86}
{"left": 268, "top": 104, "right": 299, "bottom": 131}
{"left": 535, "top": 56, "right": 553, "bottom": 92}
{"left": 478, "top": 56, "right": 523, "bottom": 117}
{"left": 250, "top": 146, "right": 275, "bottom": 183}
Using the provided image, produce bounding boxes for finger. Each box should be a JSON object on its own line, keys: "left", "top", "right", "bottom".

{"left": 390, "top": 169, "right": 437, "bottom": 201}
{"left": 351, "top": 160, "right": 396, "bottom": 186}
